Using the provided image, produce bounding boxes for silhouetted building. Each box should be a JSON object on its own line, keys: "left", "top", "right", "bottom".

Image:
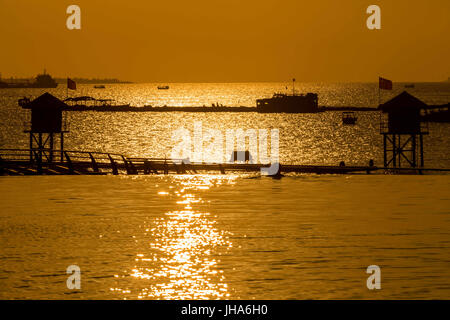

{"left": 19, "top": 93, "right": 69, "bottom": 164}
{"left": 379, "top": 91, "right": 428, "bottom": 168}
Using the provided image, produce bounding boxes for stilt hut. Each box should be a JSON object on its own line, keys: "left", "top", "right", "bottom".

{"left": 379, "top": 91, "right": 428, "bottom": 168}
{"left": 19, "top": 92, "right": 69, "bottom": 164}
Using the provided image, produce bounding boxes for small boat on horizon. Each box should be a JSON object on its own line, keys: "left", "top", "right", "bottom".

{"left": 157, "top": 85, "right": 169, "bottom": 90}
{"left": 94, "top": 85, "right": 106, "bottom": 89}
{"left": 256, "top": 79, "right": 319, "bottom": 113}
{"left": 405, "top": 84, "right": 415, "bottom": 88}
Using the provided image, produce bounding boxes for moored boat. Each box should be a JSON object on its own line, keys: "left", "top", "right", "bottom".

{"left": 256, "top": 92, "right": 319, "bottom": 113}
{"left": 256, "top": 79, "right": 319, "bottom": 113}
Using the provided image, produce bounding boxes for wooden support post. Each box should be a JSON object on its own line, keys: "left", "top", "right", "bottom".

{"left": 392, "top": 134, "right": 397, "bottom": 167}
{"left": 143, "top": 160, "right": 150, "bottom": 174}
{"left": 412, "top": 135, "right": 417, "bottom": 168}
{"left": 219, "top": 164, "right": 225, "bottom": 174}
{"left": 108, "top": 154, "right": 118, "bottom": 175}
{"left": 0, "top": 154, "right": 4, "bottom": 175}
{"left": 122, "top": 156, "right": 131, "bottom": 175}
{"left": 64, "top": 151, "right": 74, "bottom": 174}
{"left": 163, "top": 159, "right": 168, "bottom": 175}
{"left": 37, "top": 133, "right": 42, "bottom": 174}
{"left": 29, "top": 132, "right": 33, "bottom": 163}
{"left": 38, "top": 133, "right": 42, "bottom": 162}
{"left": 89, "top": 153, "right": 99, "bottom": 173}
{"left": 420, "top": 134, "right": 424, "bottom": 167}
{"left": 383, "top": 134, "right": 387, "bottom": 167}
{"left": 49, "top": 133, "right": 54, "bottom": 163}
{"left": 144, "top": 160, "right": 158, "bottom": 174}
{"left": 60, "top": 132, "right": 64, "bottom": 162}
{"left": 129, "top": 160, "right": 137, "bottom": 175}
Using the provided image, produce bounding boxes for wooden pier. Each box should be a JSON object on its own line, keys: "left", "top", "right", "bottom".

{"left": 2, "top": 148, "right": 449, "bottom": 176}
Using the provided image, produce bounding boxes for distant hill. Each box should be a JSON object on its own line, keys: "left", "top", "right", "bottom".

{"left": 0, "top": 76, "right": 132, "bottom": 85}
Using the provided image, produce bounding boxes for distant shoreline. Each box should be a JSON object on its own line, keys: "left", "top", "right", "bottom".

{"left": 0, "top": 78, "right": 132, "bottom": 85}
{"left": 55, "top": 78, "right": 132, "bottom": 84}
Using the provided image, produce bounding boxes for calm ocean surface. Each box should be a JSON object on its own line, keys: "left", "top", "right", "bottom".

{"left": 0, "top": 82, "right": 450, "bottom": 299}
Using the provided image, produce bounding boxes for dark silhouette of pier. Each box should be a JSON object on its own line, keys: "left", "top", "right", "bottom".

{"left": 2, "top": 148, "right": 450, "bottom": 176}
{"left": 0, "top": 148, "right": 382, "bottom": 176}
{"left": 1, "top": 92, "right": 449, "bottom": 176}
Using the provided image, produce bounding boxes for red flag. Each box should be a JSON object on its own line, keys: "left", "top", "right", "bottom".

{"left": 379, "top": 77, "right": 392, "bottom": 90}
{"left": 67, "top": 78, "right": 76, "bottom": 90}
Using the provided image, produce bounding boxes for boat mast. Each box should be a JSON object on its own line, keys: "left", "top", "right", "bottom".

{"left": 292, "top": 78, "right": 295, "bottom": 95}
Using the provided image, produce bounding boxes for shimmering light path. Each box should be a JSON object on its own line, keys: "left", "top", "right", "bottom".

{"left": 1, "top": 174, "right": 449, "bottom": 299}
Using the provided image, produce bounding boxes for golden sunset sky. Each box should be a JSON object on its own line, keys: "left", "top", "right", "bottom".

{"left": 0, "top": 0, "right": 449, "bottom": 82}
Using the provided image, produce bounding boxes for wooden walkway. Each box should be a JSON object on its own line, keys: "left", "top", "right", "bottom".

{"left": 1, "top": 149, "right": 448, "bottom": 176}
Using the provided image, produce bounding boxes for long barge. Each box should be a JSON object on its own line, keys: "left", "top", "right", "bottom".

{"left": 1, "top": 149, "right": 449, "bottom": 176}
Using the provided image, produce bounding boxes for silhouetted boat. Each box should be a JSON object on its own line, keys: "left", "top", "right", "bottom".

{"left": 342, "top": 111, "right": 357, "bottom": 125}
{"left": 405, "top": 84, "right": 415, "bottom": 88}
{"left": 94, "top": 85, "right": 106, "bottom": 89}
{"left": 157, "top": 85, "right": 169, "bottom": 90}
{"left": 256, "top": 78, "right": 319, "bottom": 113}
{"left": 0, "top": 72, "right": 58, "bottom": 88}
{"left": 256, "top": 93, "right": 319, "bottom": 113}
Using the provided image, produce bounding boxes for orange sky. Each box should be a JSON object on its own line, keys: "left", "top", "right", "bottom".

{"left": 0, "top": 0, "right": 449, "bottom": 82}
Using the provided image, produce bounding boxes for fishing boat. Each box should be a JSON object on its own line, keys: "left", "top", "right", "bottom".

{"left": 157, "top": 85, "right": 169, "bottom": 90}
{"left": 94, "top": 85, "right": 106, "bottom": 89}
{"left": 405, "top": 84, "right": 415, "bottom": 88}
{"left": 342, "top": 111, "right": 357, "bottom": 125}
{"left": 256, "top": 93, "right": 319, "bottom": 113}
{"left": 0, "top": 71, "right": 58, "bottom": 88}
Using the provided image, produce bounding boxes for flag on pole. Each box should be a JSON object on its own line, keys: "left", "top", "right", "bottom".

{"left": 67, "top": 78, "right": 76, "bottom": 90}
{"left": 379, "top": 77, "right": 393, "bottom": 90}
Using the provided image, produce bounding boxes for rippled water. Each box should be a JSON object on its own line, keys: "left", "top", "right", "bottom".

{"left": 1, "top": 83, "right": 450, "bottom": 299}
{"left": 0, "top": 175, "right": 449, "bottom": 299}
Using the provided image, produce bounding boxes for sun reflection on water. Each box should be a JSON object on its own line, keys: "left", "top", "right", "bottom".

{"left": 111, "top": 175, "right": 236, "bottom": 299}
